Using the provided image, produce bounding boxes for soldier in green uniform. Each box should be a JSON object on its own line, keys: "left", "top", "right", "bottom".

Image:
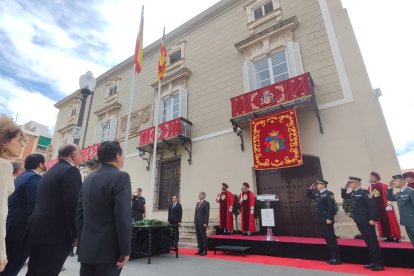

{"left": 341, "top": 176, "right": 384, "bottom": 271}
{"left": 307, "top": 179, "right": 341, "bottom": 265}
{"left": 387, "top": 174, "right": 414, "bottom": 272}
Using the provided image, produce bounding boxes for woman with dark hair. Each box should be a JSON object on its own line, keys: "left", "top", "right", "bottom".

{"left": 0, "top": 116, "right": 24, "bottom": 272}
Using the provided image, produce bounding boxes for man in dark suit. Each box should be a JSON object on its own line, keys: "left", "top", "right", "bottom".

{"left": 1, "top": 154, "right": 45, "bottom": 276}
{"left": 168, "top": 195, "right": 182, "bottom": 247}
{"left": 194, "top": 192, "right": 209, "bottom": 256}
{"left": 76, "top": 141, "right": 132, "bottom": 276}
{"left": 26, "top": 144, "right": 83, "bottom": 276}
{"left": 307, "top": 179, "right": 341, "bottom": 265}
{"left": 341, "top": 176, "right": 384, "bottom": 271}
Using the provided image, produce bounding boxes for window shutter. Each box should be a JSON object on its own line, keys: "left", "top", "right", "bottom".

{"left": 242, "top": 60, "right": 255, "bottom": 92}
{"left": 108, "top": 118, "right": 118, "bottom": 141}
{"left": 285, "top": 42, "right": 304, "bottom": 78}
{"left": 93, "top": 124, "right": 103, "bottom": 144}
{"left": 178, "top": 88, "right": 188, "bottom": 119}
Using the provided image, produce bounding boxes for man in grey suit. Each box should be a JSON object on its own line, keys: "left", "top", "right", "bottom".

{"left": 76, "top": 141, "right": 132, "bottom": 276}
{"left": 194, "top": 192, "right": 209, "bottom": 256}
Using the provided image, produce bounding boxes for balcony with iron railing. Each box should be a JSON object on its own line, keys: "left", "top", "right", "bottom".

{"left": 137, "top": 117, "right": 193, "bottom": 167}
{"left": 229, "top": 73, "right": 323, "bottom": 151}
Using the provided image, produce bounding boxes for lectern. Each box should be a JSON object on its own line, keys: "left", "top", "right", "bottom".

{"left": 257, "top": 194, "right": 279, "bottom": 241}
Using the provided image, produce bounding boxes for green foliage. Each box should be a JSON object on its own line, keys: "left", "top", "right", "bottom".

{"left": 342, "top": 199, "right": 353, "bottom": 218}
{"left": 132, "top": 219, "right": 167, "bottom": 227}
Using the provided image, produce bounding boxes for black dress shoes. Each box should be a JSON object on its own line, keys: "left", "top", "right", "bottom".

{"left": 394, "top": 238, "right": 401, "bottom": 243}
{"left": 327, "top": 259, "right": 341, "bottom": 265}
{"left": 194, "top": 251, "right": 201, "bottom": 255}
{"left": 242, "top": 232, "right": 247, "bottom": 236}
{"left": 364, "top": 263, "right": 375, "bottom": 269}
{"left": 199, "top": 251, "right": 207, "bottom": 256}
{"left": 383, "top": 237, "right": 394, "bottom": 242}
{"left": 370, "top": 265, "right": 384, "bottom": 271}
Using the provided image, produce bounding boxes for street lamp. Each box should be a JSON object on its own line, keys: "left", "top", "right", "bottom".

{"left": 73, "top": 71, "right": 96, "bottom": 145}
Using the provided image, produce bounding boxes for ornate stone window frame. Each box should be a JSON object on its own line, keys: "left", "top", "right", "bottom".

{"left": 235, "top": 16, "right": 298, "bottom": 61}
{"left": 104, "top": 78, "right": 121, "bottom": 102}
{"left": 167, "top": 41, "right": 186, "bottom": 72}
{"left": 244, "top": 0, "right": 282, "bottom": 32}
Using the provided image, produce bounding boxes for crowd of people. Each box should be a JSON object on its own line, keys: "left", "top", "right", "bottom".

{"left": 1, "top": 115, "right": 414, "bottom": 274}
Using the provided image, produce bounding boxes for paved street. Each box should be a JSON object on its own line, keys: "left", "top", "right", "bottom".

{"left": 18, "top": 254, "right": 354, "bottom": 276}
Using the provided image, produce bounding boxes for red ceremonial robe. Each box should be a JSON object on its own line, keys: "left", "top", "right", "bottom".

{"left": 239, "top": 190, "right": 255, "bottom": 233}
{"left": 216, "top": 191, "right": 234, "bottom": 230}
{"left": 368, "top": 182, "right": 401, "bottom": 239}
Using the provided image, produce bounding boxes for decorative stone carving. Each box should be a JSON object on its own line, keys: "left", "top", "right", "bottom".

{"left": 118, "top": 104, "right": 152, "bottom": 139}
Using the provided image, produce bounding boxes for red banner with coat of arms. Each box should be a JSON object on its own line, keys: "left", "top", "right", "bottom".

{"left": 250, "top": 108, "right": 302, "bottom": 170}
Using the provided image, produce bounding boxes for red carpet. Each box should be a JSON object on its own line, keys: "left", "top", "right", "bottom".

{"left": 178, "top": 247, "right": 413, "bottom": 275}
{"left": 209, "top": 235, "right": 414, "bottom": 249}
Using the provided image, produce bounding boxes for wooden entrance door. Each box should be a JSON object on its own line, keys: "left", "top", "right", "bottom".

{"left": 255, "top": 155, "right": 323, "bottom": 237}
{"left": 158, "top": 158, "right": 181, "bottom": 210}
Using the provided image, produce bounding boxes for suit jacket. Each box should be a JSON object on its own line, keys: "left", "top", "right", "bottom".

{"left": 307, "top": 189, "right": 336, "bottom": 223}
{"left": 194, "top": 200, "right": 209, "bottom": 226}
{"left": 27, "top": 159, "right": 82, "bottom": 245}
{"left": 6, "top": 170, "right": 41, "bottom": 241}
{"left": 76, "top": 164, "right": 132, "bottom": 264}
{"left": 387, "top": 187, "right": 414, "bottom": 226}
{"left": 168, "top": 202, "right": 182, "bottom": 225}
{"left": 341, "top": 188, "right": 378, "bottom": 224}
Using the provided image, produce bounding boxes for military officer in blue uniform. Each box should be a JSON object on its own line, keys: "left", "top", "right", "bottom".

{"left": 341, "top": 176, "right": 384, "bottom": 271}
{"left": 387, "top": 174, "right": 414, "bottom": 272}
{"left": 308, "top": 179, "right": 341, "bottom": 265}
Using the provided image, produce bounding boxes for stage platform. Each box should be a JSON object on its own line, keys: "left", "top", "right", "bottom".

{"left": 208, "top": 235, "right": 413, "bottom": 268}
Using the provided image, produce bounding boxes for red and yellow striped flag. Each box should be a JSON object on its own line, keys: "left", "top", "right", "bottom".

{"left": 157, "top": 28, "right": 167, "bottom": 80}
{"left": 134, "top": 6, "right": 144, "bottom": 74}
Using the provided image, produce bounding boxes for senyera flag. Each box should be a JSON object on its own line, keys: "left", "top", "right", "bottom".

{"left": 134, "top": 6, "right": 144, "bottom": 74}
{"left": 158, "top": 28, "right": 167, "bottom": 80}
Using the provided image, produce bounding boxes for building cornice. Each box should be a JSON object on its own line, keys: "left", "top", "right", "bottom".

{"left": 234, "top": 16, "right": 299, "bottom": 52}
{"left": 94, "top": 102, "right": 122, "bottom": 117}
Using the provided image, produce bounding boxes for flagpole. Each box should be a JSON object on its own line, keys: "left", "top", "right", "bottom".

{"left": 148, "top": 27, "right": 166, "bottom": 219}
{"left": 123, "top": 66, "right": 137, "bottom": 154}
{"left": 124, "top": 5, "right": 143, "bottom": 156}
{"left": 149, "top": 80, "right": 162, "bottom": 219}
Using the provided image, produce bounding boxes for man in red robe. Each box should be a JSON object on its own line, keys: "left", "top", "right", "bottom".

{"left": 216, "top": 183, "right": 234, "bottom": 235}
{"left": 403, "top": 172, "right": 414, "bottom": 188}
{"left": 368, "top": 172, "right": 401, "bottom": 242}
{"left": 239, "top": 182, "right": 255, "bottom": 236}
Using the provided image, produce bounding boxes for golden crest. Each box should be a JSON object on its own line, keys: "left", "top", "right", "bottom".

{"left": 221, "top": 194, "right": 226, "bottom": 200}
{"left": 372, "top": 189, "right": 380, "bottom": 198}
{"left": 243, "top": 194, "right": 248, "bottom": 201}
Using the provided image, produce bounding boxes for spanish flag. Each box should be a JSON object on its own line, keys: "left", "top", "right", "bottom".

{"left": 134, "top": 6, "right": 144, "bottom": 74}
{"left": 157, "top": 28, "right": 167, "bottom": 80}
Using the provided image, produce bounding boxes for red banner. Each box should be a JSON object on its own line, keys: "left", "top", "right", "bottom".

{"left": 231, "top": 73, "right": 312, "bottom": 117}
{"left": 250, "top": 108, "right": 302, "bottom": 170}
{"left": 45, "top": 143, "right": 101, "bottom": 169}
{"left": 139, "top": 117, "right": 182, "bottom": 146}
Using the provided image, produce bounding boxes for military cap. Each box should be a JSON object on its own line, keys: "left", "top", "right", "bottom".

{"left": 316, "top": 179, "right": 328, "bottom": 185}
{"left": 348, "top": 176, "right": 362, "bottom": 182}
{"left": 392, "top": 174, "right": 404, "bottom": 180}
